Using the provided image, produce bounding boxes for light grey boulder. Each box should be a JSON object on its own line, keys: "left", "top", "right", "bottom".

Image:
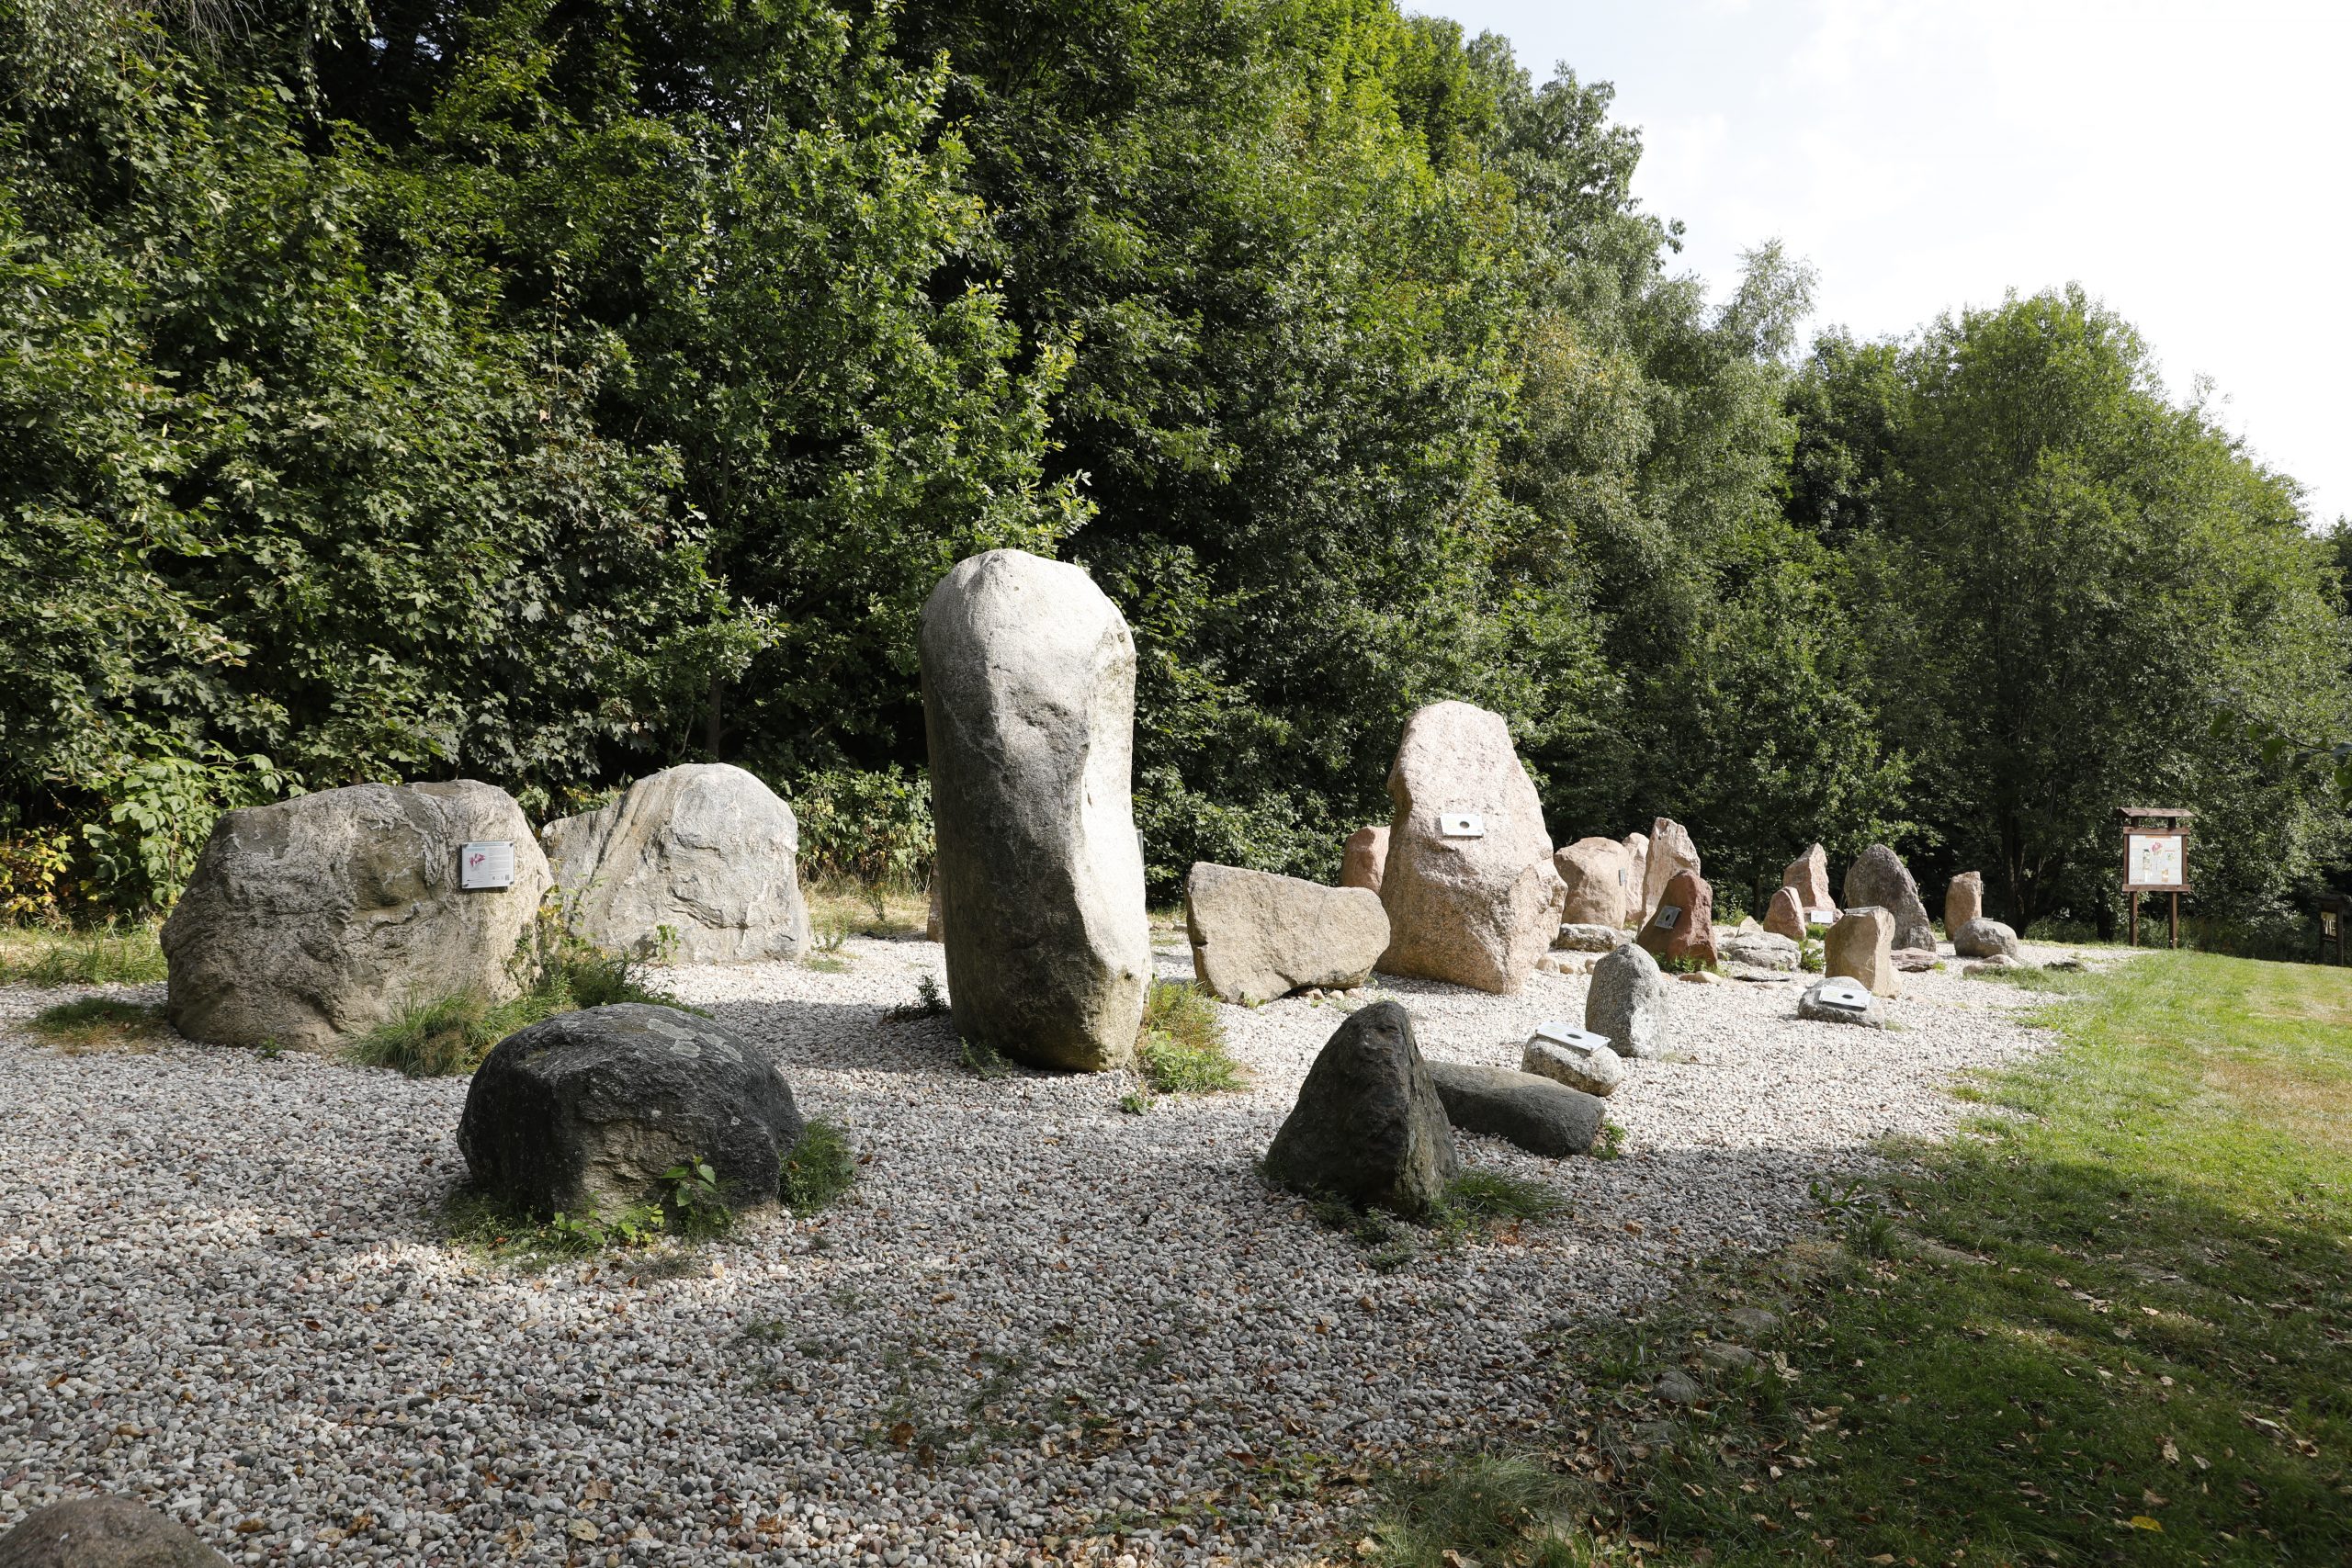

{"left": 1717, "top": 929, "right": 1800, "bottom": 971}
{"left": 162, "top": 781, "right": 550, "bottom": 1051}
{"left": 541, "top": 763, "right": 809, "bottom": 964}
{"left": 1553, "top": 921, "right": 1624, "bottom": 953}
{"left": 1585, "top": 942, "right": 1669, "bottom": 1059}
{"left": 920, "top": 549, "right": 1151, "bottom": 1072}
{"left": 1426, "top": 1061, "right": 1605, "bottom": 1156}
{"left": 1263, "top": 1001, "right": 1459, "bottom": 1217}
{"left": 458, "top": 1003, "right": 803, "bottom": 1219}
{"left": 1521, "top": 1033, "right": 1625, "bottom": 1097}
{"left": 0, "top": 1496, "right": 231, "bottom": 1567}
{"left": 1951, "top": 917, "right": 2022, "bottom": 960}
{"left": 1377, "top": 701, "right": 1564, "bottom": 993}
{"left": 1183, "top": 863, "right": 1388, "bottom": 1005}
{"left": 1843, "top": 844, "right": 1937, "bottom": 953}
{"left": 1797, "top": 977, "right": 1886, "bottom": 1029}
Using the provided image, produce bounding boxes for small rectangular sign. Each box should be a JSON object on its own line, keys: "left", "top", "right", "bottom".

{"left": 1651, "top": 903, "right": 1682, "bottom": 931}
{"left": 1813, "top": 977, "right": 1871, "bottom": 1011}
{"left": 459, "top": 841, "right": 515, "bottom": 890}
{"left": 1531, "top": 1021, "right": 1611, "bottom": 1055}
{"left": 2325, "top": 910, "right": 2339, "bottom": 939}
{"left": 1439, "top": 812, "right": 1486, "bottom": 839}
{"left": 1806, "top": 908, "right": 1838, "bottom": 927}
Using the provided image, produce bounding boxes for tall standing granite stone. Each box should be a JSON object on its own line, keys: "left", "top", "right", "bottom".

{"left": 1341, "top": 825, "right": 1390, "bottom": 893}
{"left": 0, "top": 1497, "right": 231, "bottom": 1567}
{"left": 1763, "top": 886, "right": 1808, "bottom": 941}
{"left": 1826, "top": 906, "right": 1898, "bottom": 997}
{"left": 1263, "top": 1001, "right": 1460, "bottom": 1216}
{"left": 1843, "top": 844, "right": 1936, "bottom": 952}
{"left": 1945, "top": 871, "right": 1984, "bottom": 933}
{"left": 1782, "top": 843, "right": 1838, "bottom": 915}
{"left": 541, "top": 763, "right": 810, "bottom": 964}
{"left": 1620, "top": 831, "right": 1649, "bottom": 924}
{"left": 1636, "top": 868, "right": 1718, "bottom": 967}
{"left": 1184, "top": 863, "right": 1388, "bottom": 1004}
{"left": 163, "top": 781, "right": 550, "bottom": 1051}
{"left": 921, "top": 550, "right": 1151, "bottom": 1071}
{"left": 1377, "top": 702, "right": 1564, "bottom": 993}
{"left": 1586, "top": 941, "right": 1669, "bottom": 1058}
{"left": 1639, "top": 818, "right": 1701, "bottom": 925}
{"left": 1555, "top": 836, "right": 1632, "bottom": 927}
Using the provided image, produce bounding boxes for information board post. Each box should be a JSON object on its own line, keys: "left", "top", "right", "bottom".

{"left": 2118, "top": 807, "right": 2192, "bottom": 950}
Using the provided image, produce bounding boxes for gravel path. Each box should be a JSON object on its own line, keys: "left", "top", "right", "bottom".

{"left": 0, "top": 936, "right": 2101, "bottom": 1565}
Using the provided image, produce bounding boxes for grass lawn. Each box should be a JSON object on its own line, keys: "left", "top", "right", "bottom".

{"left": 1368, "top": 950, "right": 2352, "bottom": 1566}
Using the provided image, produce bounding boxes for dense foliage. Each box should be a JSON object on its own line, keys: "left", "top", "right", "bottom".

{"left": 4, "top": 0, "right": 2346, "bottom": 942}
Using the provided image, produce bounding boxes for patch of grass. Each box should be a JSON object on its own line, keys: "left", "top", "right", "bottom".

{"left": 1306, "top": 1169, "right": 1566, "bottom": 1272}
{"left": 1136, "top": 978, "right": 1243, "bottom": 1094}
{"left": 1591, "top": 1120, "right": 1626, "bottom": 1160}
{"left": 1967, "top": 961, "right": 2096, "bottom": 993}
{"left": 806, "top": 877, "right": 927, "bottom": 941}
{"left": 28, "top": 996, "right": 166, "bottom": 1051}
{"left": 1360, "top": 951, "right": 2352, "bottom": 1564}
{"left": 1369, "top": 1451, "right": 1592, "bottom": 1568}
{"left": 960, "top": 1033, "right": 1013, "bottom": 1080}
{"left": 444, "top": 1153, "right": 735, "bottom": 1265}
{"left": 0, "top": 923, "right": 167, "bottom": 986}
{"left": 781, "top": 1118, "right": 858, "bottom": 1213}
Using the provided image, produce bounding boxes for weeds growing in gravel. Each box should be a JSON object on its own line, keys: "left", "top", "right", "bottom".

{"left": 0, "top": 923, "right": 167, "bottom": 986}
{"left": 781, "top": 1118, "right": 858, "bottom": 1213}
{"left": 445, "top": 1150, "right": 736, "bottom": 1265}
{"left": 1136, "top": 979, "right": 1243, "bottom": 1094}
{"left": 28, "top": 996, "right": 166, "bottom": 1051}
{"left": 960, "top": 1034, "right": 1013, "bottom": 1079}
{"left": 1591, "top": 1121, "right": 1627, "bottom": 1160}
{"left": 1369, "top": 1451, "right": 1593, "bottom": 1568}
{"left": 1305, "top": 1169, "right": 1567, "bottom": 1272}
{"left": 884, "top": 972, "right": 949, "bottom": 1022}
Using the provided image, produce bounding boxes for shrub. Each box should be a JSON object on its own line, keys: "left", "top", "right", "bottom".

{"left": 785, "top": 767, "right": 934, "bottom": 888}
{"left": 781, "top": 1119, "right": 858, "bottom": 1213}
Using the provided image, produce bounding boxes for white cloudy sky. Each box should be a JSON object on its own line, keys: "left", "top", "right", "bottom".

{"left": 1428, "top": 0, "right": 2350, "bottom": 525}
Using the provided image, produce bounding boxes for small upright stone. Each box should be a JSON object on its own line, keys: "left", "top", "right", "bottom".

{"left": 921, "top": 549, "right": 1151, "bottom": 1071}
{"left": 1635, "top": 868, "right": 1717, "bottom": 967}
{"left": 1341, "top": 825, "right": 1390, "bottom": 893}
{"left": 1762, "top": 885, "right": 1808, "bottom": 942}
{"left": 1262, "top": 1001, "right": 1460, "bottom": 1217}
{"left": 1586, "top": 942, "right": 1669, "bottom": 1059}
{"left": 0, "top": 1496, "right": 231, "bottom": 1566}
{"left": 1951, "top": 917, "right": 2022, "bottom": 961}
{"left": 1620, "top": 831, "right": 1650, "bottom": 924}
{"left": 1782, "top": 842, "right": 1838, "bottom": 915}
{"left": 1945, "top": 871, "right": 1984, "bottom": 933}
{"left": 1554, "top": 836, "right": 1632, "bottom": 927}
{"left": 1183, "top": 862, "right": 1389, "bottom": 1004}
{"left": 1522, "top": 1029, "right": 1625, "bottom": 1097}
{"left": 1826, "top": 907, "right": 1898, "bottom": 998}
{"left": 1843, "top": 844, "right": 1937, "bottom": 953}
{"left": 1376, "top": 701, "right": 1564, "bottom": 993}
{"left": 1639, "top": 818, "right": 1701, "bottom": 924}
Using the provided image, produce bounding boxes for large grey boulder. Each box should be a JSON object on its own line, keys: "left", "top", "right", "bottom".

{"left": 1426, "top": 1062, "right": 1605, "bottom": 1156}
{"left": 920, "top": 550, "right": 1151, "bottom": 1071}
{"left": 162, "top": 781, "right": 550, "bottom": 1051}
{"left": 459, "top": 1003, "right": 802, "bottom": 1219}
{"left": 1951, "top": 917, "right": 2022, "bottom": 960}
{"left": 1377, "top": 702, "right": 1564, "bottom": 993}
{"left": 1844, "top": 845, "right": 1936, "bottom": 952}
{"left": 1183, "top": 863, "right": 1388, "bottom": 1005}
{"left": 1263, "top": 1001, "right": 1459, "bottom": 1217}
{"left": 541, "top": 763, "right": 810, "bottom": 964}
{"left": 0, "top": 1496, "right": 230, "bottom": 1567}
{"left": 1586, "top": 942, "right": 1669, "bottom": 1059}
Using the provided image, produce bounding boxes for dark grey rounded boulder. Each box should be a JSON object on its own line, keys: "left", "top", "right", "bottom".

{"left": 458, "top": 1003, "right": 802, "bottom": 1218}
{"left": 0, "top": 1497, "right": 229, "bottom": 1567}
{"left": 1842, "top": 844, "right": 1937, "bottom": 953}
{"left": 1263, "top": 1001, "right": 1459, "bottom": 1217}
{"left": 1426, "top": 1061, "right": 1606, "bottom": 1156}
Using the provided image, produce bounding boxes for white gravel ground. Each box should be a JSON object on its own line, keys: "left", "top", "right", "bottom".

{"left": 0, "top": 935, "right": 2101, "bottom": 1565}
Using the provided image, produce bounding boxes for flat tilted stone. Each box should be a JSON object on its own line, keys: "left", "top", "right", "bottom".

{"left": 0, "top": 1495, "right": 231, "bottom": 1567}
{"left": 1554, "top": 921, "right": 1623, "bottom": 953}
{"left": 1843, "top": 844, "right": 1936, "bottom": 953}
{"left": 1762, "top": 886, "right": 1807, "bottom": 942}
{"left": 163, "top": 780, "right": 550, "bottom": 1051}
{"left": 1183, "top": 863, "right": 1388, "bottom": 1004}
{"left": 1521, "top": 1030, "right": 1625, "bottom": 1097}
{"left": 1797, "top": 977, "right": 1885, "bottom": 1029}
{"left": 1262, "top": 1001, "right": 1458, "bottom": 1217}
{"left": 1426, "top": 1061, "right": 1605, "bottom": 1157}
{"left": 542, "top": 762, "right": 810, "bottom": 964}
{"left": 921, "top": 549, "right": 1151, "bottom": 1071}
{"left": 1718, "top": 929, "right": 1799, "bottom": 971}
{"left": 459, "top": 1003, "right": 803, "bottom": 1218}
{"left": 1638, "top": 818, "right": 1701, "bottom": 924}
{"left": 1635, "top": 867, "right": 1718, "bottom": 967}
{"left": 1781, "top": 842, "right": 1837, "bottom": 914}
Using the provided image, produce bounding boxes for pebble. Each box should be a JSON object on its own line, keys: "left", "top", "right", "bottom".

{"left": 0, "top": 938, "right": 2095, "bottom": 1562}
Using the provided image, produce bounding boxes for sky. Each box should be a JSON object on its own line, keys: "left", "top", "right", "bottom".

{"left": 1429, "top": 0, "right": 2351, "bottom": 525}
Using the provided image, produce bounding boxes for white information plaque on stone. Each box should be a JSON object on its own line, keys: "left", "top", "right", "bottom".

{"left": 1439, "top": 812, "right": 1486, "bottom": 839}
{"left": 1813, "top": 976, "right": 1871, "bottom": 1012}
{"left": 459, "top": 841, "right": 515, "bottom": 890}
{"left": 1806, "top": 907, "right": 1838, "bottom": 927}
{"left": 1530, "top": 1021, "right": 1611, "bottom": 1055}
{"left": 1651, "top": 903, "right": 1682, "bottom": 930}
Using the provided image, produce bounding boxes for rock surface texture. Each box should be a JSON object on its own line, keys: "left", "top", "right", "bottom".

{"left": 1762, "top": 886, "right": 1808, "bottom": 942}
{"left": 1843, "top": 844, "right": 1937, "bottom": 953}
{"left": 1375, "top": 702, "right": 1563, "bottom": 994}
{"left": 1521, "top": 1034, "right": 1625, "bottom": 1097}
{"left": 541, "top": 763, "right": 809, "bottom": 964}
{"left": 1340, "top": 826, "right": 1389, "bottom": 894}
{"left": 1553, "top": 922, "right": 1623, "bottom": 953}
{"left": 1797, "top": 980, "right": 1886, "bottom": 1029}
{"left": 1826, "top": 907, "right": 1898, "bottom": 998}
{"left": 1635, "top": 868, "right": 1718, "bottom": 967}
{"left": 1639, "top": 818, "right": 1701, "bottom": 924}
{"left": 1782, "top": 843, "right": 1838, "bottom": 914}
{"left": 1261, "top": 1002, "right": 1459, "bottom": 1216}
{"left": 920, "top": 549, "right": 1151, "bottom": 1071}
{"left": 1426, "top": 1062, "right": 1605, "bottom": 1157}
{"left": 0, "top": 1497, "right": 231, "bottom": 1567}
{"left": 1945, "top": 872, "right": 1984, "bottom": 934}
{"left": 1620, "top": 833, "right": 1650, "bottom": 924}
{"left": 1586, "top": 942, "right": 1669, "bottom": 1058}
{"left": 1554, "top": 836, "right": 1632, "bottom": 927}
{"left": 162, "top": 781, "right": 549, "bottom": 1052}
{"left": 458, "top": 1003, "right": 803, "bottom": 1219}
{"left": 1183, "top": 863, "right": 1388, "bottom": 1005}
{"left": 1718, "top": 930, "right": 1799, "bottom": 971}
{"left": 1951, "top": 918, "right": 2021, "bottom": 961}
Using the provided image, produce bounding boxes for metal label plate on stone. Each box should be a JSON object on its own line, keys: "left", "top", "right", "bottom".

{"left": 1530, "top": 1021, "right": 1611, "bottom": 1055}
{"left": 1805, "top": 907, "right": 1838, "bottom": 926}
{"left": 1651, "top": 903, "right": 1682, "bottom": 930}
{"left": 1813, "top": 976, "right": 1871, "bottom": 1011}
{"left": 1439, "top": 812, "right": 1486, "bottom": 839}
{"left": 459, "top": 840, "right": 515, "bottom": 890}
